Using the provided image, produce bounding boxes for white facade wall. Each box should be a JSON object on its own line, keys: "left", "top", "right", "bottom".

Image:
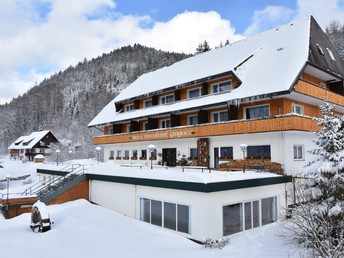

{"left": 102, "top": 130, "right": 316, "bottom": 175}
{"left": 89, "top": 179, "right": 288, "bottom": 241}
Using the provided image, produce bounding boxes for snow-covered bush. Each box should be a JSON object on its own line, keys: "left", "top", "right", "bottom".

{"left": 203, "top": 237, "right": 230, "bottom": 249}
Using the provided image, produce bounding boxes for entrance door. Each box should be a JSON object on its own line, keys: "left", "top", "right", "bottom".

{"left": 162, "top": 148, "right": 177, "bottom": 166}
{"left": 214, "top": 147, "right": 219, "bottom": 168}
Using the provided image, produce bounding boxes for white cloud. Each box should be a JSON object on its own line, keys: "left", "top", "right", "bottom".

{"left": 243, "top": 6, "right": 295, "bottom": 36}
{"left": 294, "top": 0, "right": 344, "bottom": 30}
{"left": 243, "top": 0, "right": 344, "bottom": 36}
{"left": 0, "top": 2, "right": 243, "bottom": 104}
{"left": 132, "top": 11, "right": 243, "bottom": 54}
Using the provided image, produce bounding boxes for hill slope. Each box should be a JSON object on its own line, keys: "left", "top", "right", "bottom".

{"left": 0, "top": 44, "right": 189, "bottom": 159}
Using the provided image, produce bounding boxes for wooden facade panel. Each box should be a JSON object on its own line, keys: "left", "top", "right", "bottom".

{"left": 47, "top": 179, "right": 89, "bottom": 205}
{"left": 295, "top": 80, "right": 344, "bottom": 106}
{"left": 302, "top": 72, "right": 326, "bottom": 87}
{"left": 92, "top": 116, "right": 320, "bottom": 145}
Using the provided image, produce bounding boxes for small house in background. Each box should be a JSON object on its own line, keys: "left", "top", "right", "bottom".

{"left": 7, "top": 130, "right": 59, "bottom": 161}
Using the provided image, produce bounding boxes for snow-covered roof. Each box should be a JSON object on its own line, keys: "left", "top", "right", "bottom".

{"left": 8, "top": 130, "right": 54, "bottom": 150}
{"left": 89, "top": 17, "right": 312, "bottom": 126}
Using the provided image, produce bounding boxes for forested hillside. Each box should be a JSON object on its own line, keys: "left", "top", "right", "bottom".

{"left": 0, "top": 44, "right": 189, "bottom": 159}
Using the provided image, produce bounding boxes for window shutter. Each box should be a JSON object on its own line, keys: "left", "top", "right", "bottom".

{"left": 175, "top": 89, "right": 181, "bottom": 101}
{"left": 152, "top": 95, "right": 158, "bottom": 106}
{"left": 148, "top": 118, "right": 158, "bottom": 129}
{"left": 115, "top": 103, "right": 123, "bottom": 112}
{"left": 171, "top": 114, "right": 180, "bottom": 127}
{"left": 201, "top": 82, "right": 209, "bottom": 95}
{"left": 130, "top": 121, "right": 139, "bottom": 132}
{"left": 113, "top": 124, "right": 122, "bottom": 134}
{"left": 134, "top": 100, "right": 140, "bottom": 109}
{"left": 198, "top": 109, "right": 208, "bottom": 124}
{"left": 228, "top": 105, "right": 238, "bottom": 120}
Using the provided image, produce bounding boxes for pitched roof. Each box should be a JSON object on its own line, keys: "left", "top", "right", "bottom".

{"left": 8, "top": 130, "right": 57, "bottom": 150}
{"left": 88, "top": 16, "right": 344, "bottom": 127}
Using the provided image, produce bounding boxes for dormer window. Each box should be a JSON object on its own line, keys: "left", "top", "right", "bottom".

{"left": 125, "top": 104, "right": 134, "bottom": 112}
{"left": 316, "top": 43, "right": 324, "bottom": 55}
{"left": 188, "top": 88, "right": 201, "bottom": 99}
{"left": 212, "top": 80, "right": 232, "bottom": 93}
{"left": 326, "top": 48, "right": 336, "bottom": 61}
{"left": 160, "top": 94, "right": 174, "bottom": 104}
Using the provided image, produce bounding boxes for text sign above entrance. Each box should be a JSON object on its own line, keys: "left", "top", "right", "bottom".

{"left": 131, "top": 130, "right": 194, "bottom": 141}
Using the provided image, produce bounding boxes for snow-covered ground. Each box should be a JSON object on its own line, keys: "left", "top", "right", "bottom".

{"left": 0, "top": 157, "right": 302, "bottom": 258}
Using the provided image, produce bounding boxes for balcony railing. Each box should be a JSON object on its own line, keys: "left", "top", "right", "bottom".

{"left": 295, "top": 80, "right": 344, "bottom": 106}
{"left": 92, "top": 114, "right": 320, "bottom": 145}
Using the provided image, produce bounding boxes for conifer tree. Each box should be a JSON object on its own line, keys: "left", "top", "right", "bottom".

{"left": 285, "top": 102, "right": 344, "bottom": 257}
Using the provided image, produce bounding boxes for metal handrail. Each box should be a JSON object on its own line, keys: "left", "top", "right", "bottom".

{"left": 21, "top": 164, "right": 86, "bottom": 196}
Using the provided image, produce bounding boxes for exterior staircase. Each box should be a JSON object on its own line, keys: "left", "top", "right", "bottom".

{"left": 22, "top": 164, "right": 87, "bottom": 203}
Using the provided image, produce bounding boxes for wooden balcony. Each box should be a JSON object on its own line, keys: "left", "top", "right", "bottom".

{"left": 295, "top": 80, "right": 344, "bottom": 106}
{"left": 92, "top": 115, "right": 320, "bottom": 145}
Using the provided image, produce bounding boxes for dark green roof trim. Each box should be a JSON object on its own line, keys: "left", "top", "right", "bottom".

{"left": 86, "top": 173, "right": 292, "bottom": 193}
{"left": 37, "top": 168, "right": 292, "bottom": 192}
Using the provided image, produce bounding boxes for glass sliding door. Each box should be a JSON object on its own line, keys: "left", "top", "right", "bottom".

{"left": 223, "top": 203, "right": 243, "bottom": 236}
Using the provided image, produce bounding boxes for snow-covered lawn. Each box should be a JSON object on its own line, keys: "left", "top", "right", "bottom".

{"left": 0, "top": 158, "right": 302, "bottom": 258}
{"left": 0, "top": 199, "right": 301, "bottom": 258}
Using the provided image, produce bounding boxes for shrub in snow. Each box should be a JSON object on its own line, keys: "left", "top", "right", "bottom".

{"left": 203, "top": 237, "right": 230, "bottom": 249}
{"left": 285, "top": 102, "right": 344, "bottom": 258}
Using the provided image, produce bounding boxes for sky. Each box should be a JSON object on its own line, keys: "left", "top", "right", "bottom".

{"left": 0, "top": 0, "right": 344, "bottom": 105}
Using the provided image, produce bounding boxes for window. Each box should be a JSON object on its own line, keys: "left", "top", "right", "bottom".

{"left": 151, "top": 200, "right": 162, "bottom": 226}
{"left": 160, "top": 119, "right": 171, "bottom": 128}
{"left": 245, "top": 105, "right": 269, "bottom": 119}
{"left": 125, "top": 104, "right": 134, "bottom": 111}
{"left": 116, "top": 150, "right": 122, "bottom": 158}
{"left": 223, "top": 203, "right": 243, "bottom": 235}
{"left": 326, "top": 48, "right": 336, "bottom": 61}
{"left": 316, "top": 43, "right": 324, "bottom": 55}
{"left": 261, "top": 197, "right": 277, "bottom": 226}
{"left": 292, "top": 104, "right": 304, "bottom": 115}
{"left": 160, "top": 94, "right": 174, "bottom": 104}
{"left": 132, "top": 150, "right": 138, "bottom": 158}
{"left": 164, "top": 202, "right": 176, "bottom": 230}
{"left": 124, "top": 150, "right": 129, "bottom": 159}
{"left": 140, "top": 198, "right": 150, "bottom": 223}
{"left": 212, "top": 111, "right": 228, "bottom": 122}
{"left": 109, "top": 127, "right": 114, "bottom": 135}
{"left": 212, "top": 80, "right": 232, "bottom": 93}
{"left": 109, "top": 150, "right": 114, "bottom": 159}
{"left": 223, "top": 197, "right": 277, "bottom": 236}
{"left": 293, "top": 145, "right": 304, "bottom": 160}
{"left": 141, "top": 149, "right": 147, "bottom": 159}
{"left": 143, "top": 122, "right": 148, "bottom": 131}
{"left": 188, "top": 88, "right": 200, "bottom": 98}
{"left": 247, "top": 145, "right": 271, "bottom": 159}
{"left": 188, "top": 115, "right": 198, "bottom": 125}
{"left": 189, "top": 148, "right": 198, "bottom": 159}
{"left": 220, "top": 147, "right": 233, "bottom": 159}
{"left": 126, "top": 124, "right": 131, "bottom": 132}
{"left": 144, "top": 100, "right": 153, "bottom": 108}
{"left": 140, "top": 198, "right": 190, "bottom": 234}
{"left": 150, "top": 149, "right": 157, "bottom": 159}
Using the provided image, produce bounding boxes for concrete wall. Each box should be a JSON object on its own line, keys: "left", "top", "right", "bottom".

{"left": 89, "top": 179, "right": 288, "bottom": 241}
